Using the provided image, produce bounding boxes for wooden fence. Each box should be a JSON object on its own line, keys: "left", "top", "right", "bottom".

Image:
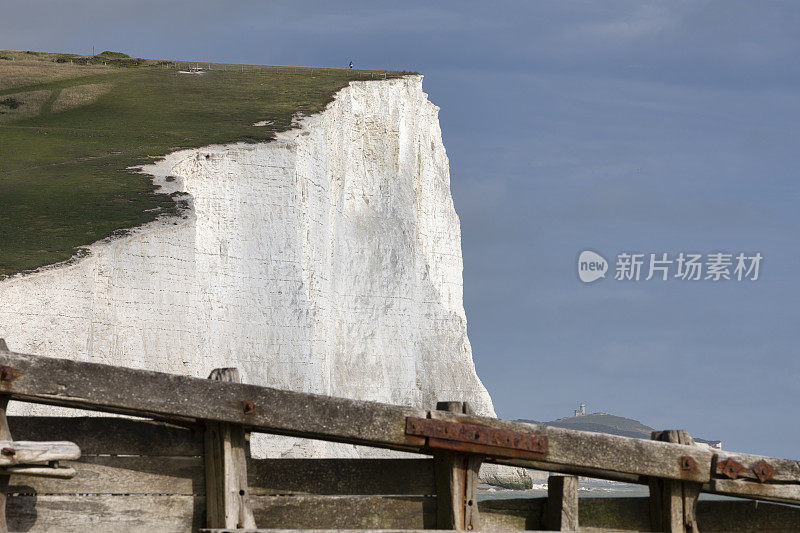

{"left": 0, "top": 340, "right": 798, "bottom": 532}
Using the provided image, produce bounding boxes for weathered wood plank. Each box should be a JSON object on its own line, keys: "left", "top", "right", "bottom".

{"left": 0, "top": 467, "right": 74, "bottom": 479}
{"left": 429, "top": 411, "right": 714, "bottom": 483}
{"left": 580, "top": 496, "right": 650, "bottom": 532}
{"left": 545, "top": 475, "right": 578, "bottom": 531}
{"left": 6, "top": 494, "right": 203, "bottom": 533}
{"left": 581, "top": 496, "right": 800, "bottom": 532}
{"left": 432, "top": 401, "right": 481, "bottom": 530}
{"left": 714, "top": 450, "right": 800, "bottom": 483}
{"left": 203, "top": 368, "right": 255, "bottom": 529}
{"left": 249, "top": 495, "right": 436, "bottom": 529}
{"left": 0, "top": 441, "right": 80, "bottom": 467}
{"left": 648, "top": 430, "right": 700, "bottom": 533}
{"left": 8, "top": 456, "right": 202, "bottom": 495}
{"left": 6, "top": 494, "right": 800, "bottom": 533}
{"left": 649, "top": 471, "right": 682, "bottom": 533}
{"left": 5, "top": 347, "right": 800, "bottom": 492}
{"left": 0, "top": 349, "right": 426, "bottom": 452}
{"left": 433, "top": 435, "right": 466, "bottom": 528}
{"left": 0, "top": 397, "right": 11, "bottom": 533}
{"left": 482, "top": 497, "right": 800, "bottom": 532}
{"left": 7, "top": 457, "right": 434, "bottom": 497}
{"left": 508, "top": 455, "right": 800, "bottom": 506}
{"left": 711, "top": 478, "right": 800, "bottom": 505}
{"left": 483, "top": 497, "right": 800, "bottom": 532}
{"left": 478, "top": 497, "right": 545, "bottom": 530}
{"left": 7, "top": 495, "right": 432, "bottom": 532}
{"left": 464, "top": 456, "right": 482, "bottom": 528}
{"left": 585, "top": 497, "right": 800, "bottom": 533}
{"left": 7, "top": 416, "right": 203, "bottom": 456}
{"left": 496, "top": 456, "right": 643, "bottom": 484}
{"left": 0, "top": 427, "right": 785, "bottom": 514}
{"left": 247, "top": 458, "right": 435, "bottom": 495}
{"left": 696, "top": 498, "right": 800, "bottom": 532}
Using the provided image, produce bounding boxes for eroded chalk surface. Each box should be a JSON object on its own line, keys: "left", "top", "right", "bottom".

{"left": 0, "top": 76, "right": 496, "bottom": 460}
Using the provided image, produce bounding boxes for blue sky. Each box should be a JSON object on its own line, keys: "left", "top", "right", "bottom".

{"left": 3, "top": 1, "right": 799, "bottom": 457}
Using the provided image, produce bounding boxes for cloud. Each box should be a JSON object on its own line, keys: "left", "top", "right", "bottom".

{"left": 565, "top": 4, "right": 677, "bottom": 42}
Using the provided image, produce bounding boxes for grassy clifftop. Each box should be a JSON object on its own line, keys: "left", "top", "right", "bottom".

{"left": 0, "top": 50, "right": 411, "bottom": 276}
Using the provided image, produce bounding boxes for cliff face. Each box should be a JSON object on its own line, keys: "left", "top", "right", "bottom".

{"left": 0, "top": 76, "right": 495, "bottom": 455}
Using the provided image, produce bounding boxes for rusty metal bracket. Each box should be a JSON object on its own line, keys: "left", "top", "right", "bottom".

{"left": 405, "top": 417, "right": 547, "bottom": 458}
{"left": 242, "top": 400, "right": 256, "bottom": 416}
{"left": 753, "top": 460, "right": 775, "bottom": 483}
{"left": 0, "top": 365, "right": 17, "bottom": 382}
{"left": 679, "top": 455, "right": 697, "bottom": 476}
{"left": 716, "top": 458, "right": 745, "bottom": 479}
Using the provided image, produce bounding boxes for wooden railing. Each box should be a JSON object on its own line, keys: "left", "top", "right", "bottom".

{"left": 0, "top": 340, "right": 798, "bottom": 532}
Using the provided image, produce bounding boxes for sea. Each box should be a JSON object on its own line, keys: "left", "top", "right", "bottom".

{"left": 479, "top": 479, "right": 737, "bottom": 502}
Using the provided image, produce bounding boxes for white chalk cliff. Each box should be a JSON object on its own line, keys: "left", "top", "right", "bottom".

{"left": 0, "top": 76, "right": 502, "bottom": 464}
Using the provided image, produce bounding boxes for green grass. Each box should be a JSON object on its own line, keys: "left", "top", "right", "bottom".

{"left": 0, "top": 50, "right": 412, "bottom": 276}
{"left": 97, "top": 51, "right": 130, "bottom": 59}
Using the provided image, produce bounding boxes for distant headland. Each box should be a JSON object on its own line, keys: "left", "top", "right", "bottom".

{"left": 517, "top": 404, "right": 722, "bottom": 449}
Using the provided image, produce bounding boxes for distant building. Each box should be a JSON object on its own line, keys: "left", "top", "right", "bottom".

{"left": 573, "top": 403, "right": 586, "bottom": 417}
{"left": 178, "top": 65, "right": 207, "bottom": 75}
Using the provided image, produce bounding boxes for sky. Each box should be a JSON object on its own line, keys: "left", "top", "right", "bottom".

{"left": 2, "top": 1, "right": 799, "bottom": 457}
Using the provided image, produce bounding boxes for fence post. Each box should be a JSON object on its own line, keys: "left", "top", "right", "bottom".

{"left": 546, "top": 474, "right": 578, "bottom": 530}
{"left": 649, "top": 430, "right": 700, "bottom": 533}
{"left": 433, "top": 401, "right": 482, "bottom": 530}
{"left": 0, "top": 399, "right": 9, "bottom": 533}
{"left": 0, "top": 340, "right": 10, "bottom": 533}
{"left": 204, "top": 368, "right": 256, "bottom": 529}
